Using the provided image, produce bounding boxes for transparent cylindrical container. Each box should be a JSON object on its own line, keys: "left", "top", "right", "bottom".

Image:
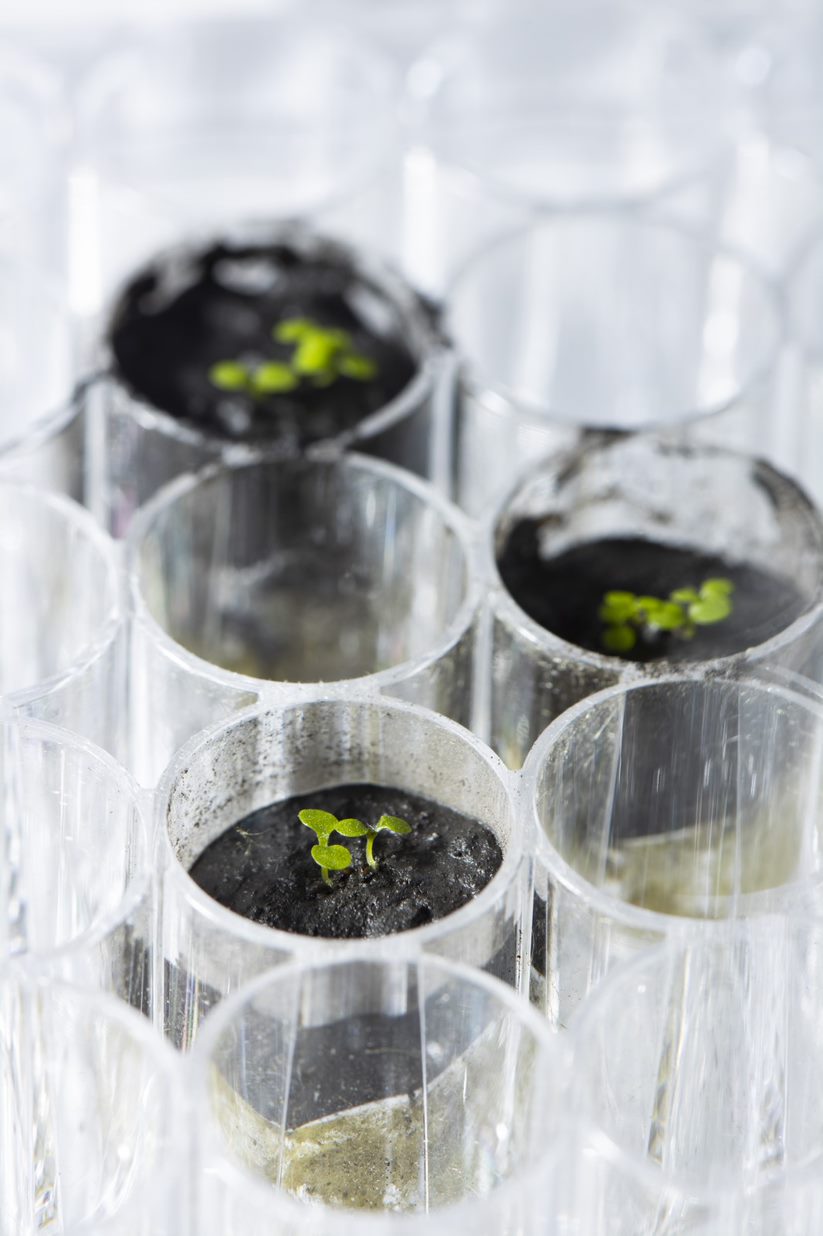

{"left": 0, "top": 44, "right": 66, "bottom": 269}
{"left": 785, "top": 228, "right": 823, "bottom": 510}
{"left": 486, "top": 436, "right": 823, "bottom": 768}
{"left": 191, "top": 954, "right": 569, "bottom": 1232}
{"left": 445, "top": 212, "right": 782, "bottom": 517}
{"left": 698, "top": 137, "right": 823, "bottom": 282}
{"left": 0, "top": 973, "right": 185, "bottom": 1236}
{"left": 158, "top": 696, "right": 524, "bottom": 1050}
{"left": 128, "top": 454, "right": 479, "bottom": 786}
{"left": 0, "top": 250, "right": 81, "bottom": 499}
{"left": 523, "top": 675, "right": 823, "bottom": 1027}
{"left": 406, "top": 3, "right": 732, "bottom": 294}
{"left": 86, "top": 221, "right": 444, "bottom": 537}
{"left": 744, "top": 9, "right": 823, "bottom": 162}
{"left": 0, "top": 484, "right": 126, "bottom": 759}
{"left": 569, "top": 920, "right": 823, "bottom": 1235}
{"left": 0, "top": 716, "right": 152, "bottom": 1013}
{"left": 73, "top": 13, "right": 404, "bottom": 319}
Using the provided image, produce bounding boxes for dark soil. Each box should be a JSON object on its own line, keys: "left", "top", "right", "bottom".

{"left": 497, "top": 530, "right": 809, "bottom": 662}
{"left": 188, "top": 783, "right": 503, "bottom": 939}
{"left": 108, "top": 240, "right": 418, "bottom": 446}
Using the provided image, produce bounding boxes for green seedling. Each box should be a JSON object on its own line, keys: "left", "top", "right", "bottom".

{"left": 298, "top": 807, "right": 411, "bottom": 884}
{"left": 208, "top": 316, "right": 377, "bottom": 400}
{"left": 364, "top": 814, "right": 412, "bottom": 870}
{"left": 273, "top": 317, "right": 377, "bottom": 387}
{"left": 208, "top": 360, "right": 250, "bottom": 392}
{"left": 599, "top": 578, "right": 734, "bottom": 654}
{"left": 251, "top": 362, "right": 298, "bottom": 394}
{"left": 298, "top": 809, "right": 355, "bottom": 886}
{"left": 208, "top": 358, "right": 298, "bottom": 397}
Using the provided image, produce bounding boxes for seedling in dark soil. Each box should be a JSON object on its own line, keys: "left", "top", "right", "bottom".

{"left": 208, "top": 317, "right": 377, "bottom": 401}
{"left": 298, "top": 807, "right": 411, "bottom": 884}
{"left": 275, "top": 317, "right": 377, "bottom": 386}
{"left": 298, "top": 808, "right": 364, "bottom": 885}
{"left": 599, "top": 578, "right": 735, "bottom": 654}
{"left": 208, "top": 358, "right": 298, "bottom": 396}
{"left": 364, "top": 815, "right": 412, "bottom": 869}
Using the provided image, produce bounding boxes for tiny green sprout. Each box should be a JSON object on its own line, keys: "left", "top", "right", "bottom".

{"left": 647, "top": 601, "right": 687, "bottom": 632}
{"left": 688, "top": 589, "right": 734, "bottom": 627}
{"left": 298, "top": 807, "right": 411, "bottom": 883}
{"left": 293, "top": 332, "right": 343, "bottom": 378}
{"left": 599, "top": 578, "right": 735, "bottom": 653}
{"left": 299, "top": 809, "right": 348, "bottom": 886}
{"left": 273, "top": 316, "right": 378, "bottom": 388}
{"left": 365, "top": 814, "right": 412, "bottom": 870}
{"left": 208, "top": 358, "right": 299, "bottom": 398}
{"left": 338, "top": 354, "right": 378, "bottom": 381}
{"left": 251, "top": 361, "right": 298, "bottom": 395}
{"left": 208, "top": 360, "right": 251, "bottom": 392}
{"left": 274, "top": 318, "right": 315, "bottom": 344}
{"left": 598, "top": 591, "right": 636, "bottom": 625}
{"left": 602, "top": 623, "right": 637, "bottom": 654}
{"left": 209, "top": 316, "right": 378, "bottom": 403}
{"left": 310, "top": 843, "right": 352, "bottom": 880}
{"left": 335, "top": 817, "right": 370, "bottom": 840}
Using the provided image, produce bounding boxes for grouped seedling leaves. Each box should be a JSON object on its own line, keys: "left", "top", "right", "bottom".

{"left": 599, "top": 578, "right": 735, "bottom": 654}
{"left": 208, "top": 358, "right": 297, "bottom": 396}
{"left": 298, "top": 807, "right": 411, "bottom": 885}
{"left": 208, "top": 316, "right": 377, "bottom": 400}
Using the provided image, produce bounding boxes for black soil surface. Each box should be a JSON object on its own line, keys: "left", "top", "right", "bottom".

{"left": 189, "top": 783, "right": 503, "bottom": 939}
{"left": 109, "top": 240, "right": 418, "bottom": 446}
{"left": 497, "top": 529, "right": 809, "bottom": 662}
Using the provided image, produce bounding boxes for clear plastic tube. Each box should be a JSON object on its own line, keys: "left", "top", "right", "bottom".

{"left": 484, "top": 436, "right": 823, "bottom": 768}
{"left": 73, "top": 14, "right": 405, "bottom": 317}
{"left": 0, "top": 252, "right": 81, "bottom": 499}
{"left": 0, "top": 973, "right": 185, "bottom": 1236}
{"left": 569, "top": 919, "right": 823, "bottom": 1234}
{"left": 0, "top": 715, "right": 152, "bottom": 1012}
{"left": 190, "top": 953, "right": 569, "bottom": 1232}
{"left": 127, "top": 453, "right": 479, "bottom": 785}
{"left": 523, "top": 674, "right": 823, "bottom": 1027}
{"left": 157, "top": 695, "right": 524, "bottom": 1049}
{"left": 406, "top": 3, "right": 732, "bottom": 293}
{"left": 85, "top": 222, "right": 444, "bottom": 536}
{"left": 445, "top": 213, "right": 782, "bottom": 517}
{"left": 0, "top": 484, "right": 126, "bottom": 759}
